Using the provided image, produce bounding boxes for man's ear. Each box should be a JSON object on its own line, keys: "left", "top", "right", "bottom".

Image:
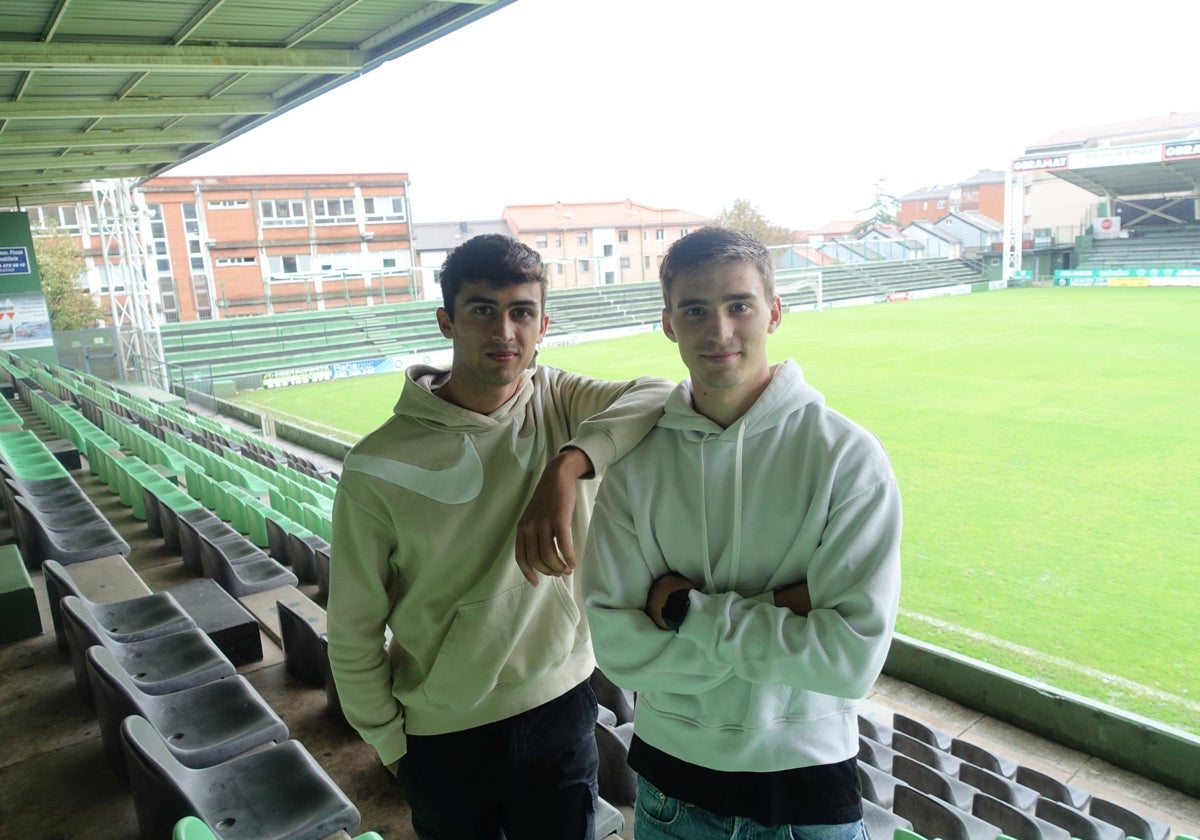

{"left": 661, "top": 308, "right": 677, "bottom": 343}
{"left": 436, "top": 307, "right": 454, "bottom": 339}
{"left": 537, "top": 313, "right": 549, "bottom": 343}
{"left": 767, "top": 296, "right": 783, "bottom": 334}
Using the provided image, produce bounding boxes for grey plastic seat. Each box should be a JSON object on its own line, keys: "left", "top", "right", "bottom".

{"left": 859, "top": 760, "right": 902, "bottom": 809}
{"left": 959, "top": 759, "right": 1039, "bottom": 811}
{"left": 595, "top": 796, "right": 624, "bottom": 840}
{"left": 595, "top": 720, "right": 635, "bottom": 806}
{"left": 893, "top": 784, "right": 1002, "bottom": 840}
{"left": 277, "top": 599, "right": 326, "bottom": 687}
{"left": 177, "top": 508, "right": 243, "bottom": 575}
{"left": 1088, "top": 798, "right": 1171, "bottom": 840}
{"left": 589, "top": 668, "right": 635, "bottom": 726}
{"left": 862, "top": 797, "right": 913, "bottom": 840}
{"left": 973, "top": 792, "right": 1071, "bottom": 840}
{"left": 121, "top": 715, "right": 361, "bottom": 840}
{"left": 12, "top": 492, "right": 130, "bottom": 565}
{"left": 858, "top": 734, "right": 899, "bottom": 773}
{"left": 952, "top": 737, "right": 1019, "bottom": 778}
{"left": 858, "top": 713, "right": 894, "bottom": 746}
{"left": 894, "top": 712, "right": 954, "bottom": 751}
{"left": 1036, "top": 797, "right": 1125, "bottom": 840}
{"left": 1017, "top": 765, "right": 1092, "bottom": 810}
{"left": 61, "top": 595, "right": 235, "bottom": 706}
{"left": 86, "top": 645, "right": 288, "bottom": 781}
{"left": 318, "top": 635, "right": 348, "bottom": 725}
{"left": 200, "top": 539, "right": 297, "bottom": 598}
{"left": 892, "top": 753, "right": 977, "bottom": 810}
{"left": 314, "top": 540, "right": 331, "bottom": 600}
{"left": 43, "top": 558, "right": 194, "bottom": 654}
{"left": 284, "top": 531, "right": 326, "bottom": 584}
{"left": 893, "top": 730, "right": 963, "bottom": 775}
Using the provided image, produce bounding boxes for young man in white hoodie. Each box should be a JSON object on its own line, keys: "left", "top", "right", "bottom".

{"left": 583, "top": 226, "right": 902, "bottom": 840}
{"left": 328, "top": 234, "right": 672, "bottom": 839}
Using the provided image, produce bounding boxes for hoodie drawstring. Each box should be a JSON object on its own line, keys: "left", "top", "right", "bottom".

{"left": 698, "top": 422, "right": 747, "bottom": 594}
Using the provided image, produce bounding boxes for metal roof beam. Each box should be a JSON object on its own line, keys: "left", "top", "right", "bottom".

{"left": 0, "top": 98, "right": 275, "bottom": 119}
{"left": 0, "top": 43, "right": 365, "bottom": 73}
{"left": 0, "top": 166, "right": 148, "bottom": 187}
{"left": 0, "top": 149, "right": 180, "bottom": 169}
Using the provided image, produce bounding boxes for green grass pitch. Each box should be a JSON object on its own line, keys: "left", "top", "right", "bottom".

{"left": 235, "top": 287, "right": 1200, "bottom": 733}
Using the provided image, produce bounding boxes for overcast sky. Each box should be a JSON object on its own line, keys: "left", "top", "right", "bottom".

{"left": 169, "top": 0, "right": 1200, "bottom": 231}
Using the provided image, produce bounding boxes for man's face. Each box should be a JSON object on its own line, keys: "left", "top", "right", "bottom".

{"left": 436, "top": 279, "right": 549, "bottom": 407}
{"left": 662, "top": 260, "right": 781, "bottom": 403}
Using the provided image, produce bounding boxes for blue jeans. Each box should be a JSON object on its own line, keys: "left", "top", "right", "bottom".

{"left": 635, "top": 776, "right": 869, "bottom": 840}
{"left": 396, "top": 681, "right": 598, "bottom": 840}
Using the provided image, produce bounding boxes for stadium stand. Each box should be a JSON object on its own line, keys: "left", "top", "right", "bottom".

{"left": 156, "top": 257, "right": 985, "bottom": 396}
{"left": 1075, "top": 224, "right": 1200, "bottom": 269}
{"left": 0, "top": 350, "right": 1196, "bottom": 840}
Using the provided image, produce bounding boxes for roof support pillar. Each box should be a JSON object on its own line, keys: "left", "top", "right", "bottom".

{"left": 1002, "top": 168, "right": 1023, "bottom": 284}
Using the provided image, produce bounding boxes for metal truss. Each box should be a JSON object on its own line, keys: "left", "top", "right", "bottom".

{"left": 1002, "top": 169, "right": 1023, "bottom": 283}
{"left": 91, "top": 177, "right": 167, "bottom": 389}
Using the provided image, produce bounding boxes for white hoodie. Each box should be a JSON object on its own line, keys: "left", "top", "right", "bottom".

{"left": 582, "top": 360, "right": 901, "bottom": 773}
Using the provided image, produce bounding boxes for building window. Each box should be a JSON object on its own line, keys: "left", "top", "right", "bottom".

{"left": 604, "top": 272, "right": 615, "bottom": 284}
{"left": 363, "top": 195, "right": 406, "bottom": 223}
{"left": 579, "top": 259, "right": 589, "bottom": 272}
{"left": 535, "top": 234, "right": 548, "bottom": 248}
{"left": 620, "top": 257, "right": 630, "bottom": 269}
{"left": 576, "top": 232, "right": 588, "bottom": 245}
{"left": 158, "top": 275, "right": 179, "bottom": 322}
{"left": 312, "top": 197, "right": 356, "bottom": 225}
{"left": 603, "top": 244, "right": 613, "bottom": 257}
{"left": 679, "top": 228, "right": 689, "bottom": 238}
{"left": 207, "top": 199, "right": 248, "bottom": 209}
{"left": 618, "top": 230, "right": 629, "bottom": 243}
{"left": 655, "top": 229, "right": 665, "bottom": 240}
{"left": 260, "top": 199, "right": 306, "bottom": 227}
{"left": 936, "top": 200, "right": 945, "bottom": 210}
{"left": 556, "top": 263, "right": 563, "bottom": 275}
{"left": 215, "top": 256, "right": 256, "bottom": 266}
{"left": 554, "top": 234, "right": 562, "bottom": 247}
{"left": 32, "top": 205, "right": 81, "bottom": 233}
{"left": 267, "top": 254, "right": 312, "bottom": 276}
{"left": 193, "top": 274, "right": 213, "bottom": 319}
{"left": 644, "top": 256, "right": 650, "bottom": 269}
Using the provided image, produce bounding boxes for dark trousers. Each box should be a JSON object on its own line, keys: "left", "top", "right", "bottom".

{"left": 397, "top": 681, "right": 599, "bottom": 840}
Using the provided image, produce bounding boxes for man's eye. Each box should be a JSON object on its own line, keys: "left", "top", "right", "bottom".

{"left": 473, "top": 305, "right": 494, "bottom": 316}
{"left": 685, "top": 307, "right": 705, "bottom": 317}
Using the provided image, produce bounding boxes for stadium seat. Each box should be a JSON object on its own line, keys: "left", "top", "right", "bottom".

{"left": 952, "top": 737, "right": 1019, "bottom": 779}
{"left": 858, "top": 713, "right": 894, "bottom": 746}
{"left": 893, "top": 784, "right": 1001, "bottom": 840}
{"left": 172, "top": 816, "right": 385, "bottom": 840}
{"left": 122, "top": 715, "right": 360, "bottom": 840}
{"left": 588, "top": 668, "right": 635, "bottom": 726}
{"left": 858, "top": 761, "right": 902, "bottom": 809}
{"left": 858, "top": 734, "right": 900, "bottom": 774}
{"left": 86, "top": 645, "right": 288, "bottom": 780}
{"left": 892, "top": 753, "right": 977, "bottom": 810}
{"left": 1035, "top": 797, "right": 1125, "bottom": 840}
{"left": 862, "top": 798, "right": 914, "bottom": 840}
{"left": 973, "top": 792, "right": 1071, "bottom": 840}
{"left": 1017, "top": 766, "right": 1091, "bottom": 810}
{"left": 595, "top": 720, "right": 636, "bottom": 806}
{"left": 595, "top": 796, "right": 625, "bottom": 840}
{"left": 893, "top": 730, "right": 963, "bottom": 775}
{"left": 1088, "top": 798, "right": 1171, "bottom": 840}
{"left": 958, "top": 760, "right": 1039, "bottom": 811}
{"left": 0, "top": 543, "right": 40, "bottom": 644}
{"left": 277, "top": 599, "right": 327, "bottom": 687}
{"left": 11, "top": 491, "right": 130, "bottom": 567}
{"left": 43, "top": 558, "right": 195, "bottom": 654}
{"left": 61, "top": 595, "right": 234, "bottom": 706}
{"left": 894, "top": 712, "right": 954, "bottom": 752}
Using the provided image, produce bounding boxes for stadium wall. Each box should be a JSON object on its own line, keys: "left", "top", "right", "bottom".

{"left": 885, "top": 635, "right": 1200, "bottom": 798}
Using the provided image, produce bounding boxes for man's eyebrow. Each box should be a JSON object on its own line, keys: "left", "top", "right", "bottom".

{"left": 462, "top": 295, "right": 539, "bottom": 308}
{"left": 674, "top": 292, "right": 754, "bottom": 309}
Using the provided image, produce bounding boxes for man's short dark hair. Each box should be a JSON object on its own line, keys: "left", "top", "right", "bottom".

{"left": 439, "top": 234, "right": 548, "bottom": 318}
{"left": 659, "top": 226, "right": 775, "bottom": 306}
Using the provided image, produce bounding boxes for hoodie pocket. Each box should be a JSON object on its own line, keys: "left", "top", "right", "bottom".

{"left": 422, "top": 578, "right": 582, "bottom": 709}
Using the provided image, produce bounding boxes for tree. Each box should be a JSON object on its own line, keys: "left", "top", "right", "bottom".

{"left": 32, "top": 221, "right": 105, "bottom": 331}
{"left": 716, "top": 198, "right": 795, "bottom": 246}
{"left": 851, "top": 178, "right": 901, "bottom": 237}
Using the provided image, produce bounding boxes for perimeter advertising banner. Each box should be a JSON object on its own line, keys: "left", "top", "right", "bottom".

{"left": 0, "top": 212, "right": 56, "bottom": 359}
{"left": 1054, "top": 268, "right": 1200, "bottom": 287}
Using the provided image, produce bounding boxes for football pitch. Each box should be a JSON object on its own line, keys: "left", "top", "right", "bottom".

{"left": 235, "top": 287, "right": 1200, "bottom": 734}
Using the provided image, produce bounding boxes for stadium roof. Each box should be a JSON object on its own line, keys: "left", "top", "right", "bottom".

{"left": 1018, "top": 111, "right": 1200, "bottom": 198}
{"left": 502, "top": 200, "right": 711, "bottom": 233}
{"left": 0, "top": 0, "right": 515, "bottom": 208}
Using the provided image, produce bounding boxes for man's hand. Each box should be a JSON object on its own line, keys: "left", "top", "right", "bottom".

{"left": 516, "top": 447, "right": 593, "bottom": 586}
{"left": 773, "top": 581, "right": 812, "bottom": 616}
{"left": 646, "top": 573, "right": 697, "bottom": 630}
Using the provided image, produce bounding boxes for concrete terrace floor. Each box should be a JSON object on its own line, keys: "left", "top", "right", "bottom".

{"left": 1, "top": 401, "right": 1198, "bottom": 840}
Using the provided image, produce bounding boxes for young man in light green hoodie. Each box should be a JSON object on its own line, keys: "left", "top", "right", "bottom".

{"left": 583, "top": 226, "right": 902, "bottom": 840}
{"left": 327, "top": 233, "right": 672, "bottom": 839}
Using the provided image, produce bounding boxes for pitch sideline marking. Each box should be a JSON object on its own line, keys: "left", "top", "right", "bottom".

{"left": 900, "top": 610, "right": 1200, "bottom": 713}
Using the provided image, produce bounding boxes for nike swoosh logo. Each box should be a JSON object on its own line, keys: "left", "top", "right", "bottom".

{"left": 343, "top": 437, "right": 484, "bottom": 504}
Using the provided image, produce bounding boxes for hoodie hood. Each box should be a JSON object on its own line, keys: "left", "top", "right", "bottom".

{"left": 658, "top": 359, "right": 824, "bottom": 441}
{"left": 397, "top": 364, "right": 539, "bottom": 432}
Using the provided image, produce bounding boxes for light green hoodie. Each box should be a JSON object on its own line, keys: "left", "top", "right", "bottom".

{"left": 327, "top": 363, "right": 671, "bottom": 764}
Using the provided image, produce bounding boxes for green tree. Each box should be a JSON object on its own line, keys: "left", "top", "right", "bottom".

{"left": 716, "top": 198, "right": 795, "bottom": 246}
{"left": 32, "top": 221, "right": 105, "bottom": 331}
{"left": 851, "top": 178, "right": 901, "bottom": 237}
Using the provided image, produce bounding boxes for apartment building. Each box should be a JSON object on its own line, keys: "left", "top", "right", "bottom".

{"left": 24, "top": 173, "right": 415, "bottom": 322}
{"left": 502, "top": 200, "right": 713, "bottom": 288}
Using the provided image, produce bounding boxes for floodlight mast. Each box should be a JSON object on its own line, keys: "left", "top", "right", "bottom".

{"left": 1003, "top": 167, "right": 1024, "bottom": 284}
{"left": 92, "top": 177, "right": 168, "bottom": 390}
